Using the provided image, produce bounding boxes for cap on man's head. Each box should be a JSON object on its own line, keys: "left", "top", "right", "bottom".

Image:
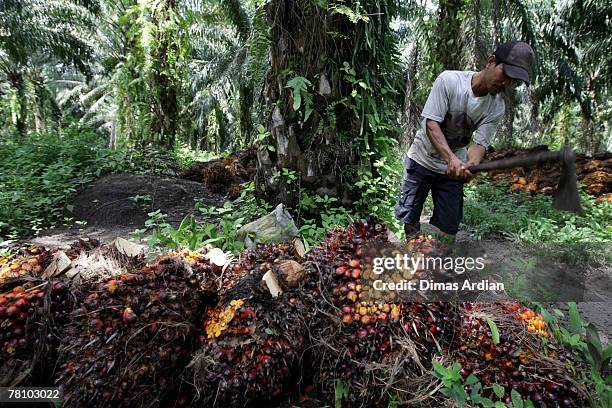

{"left": 493, "top": 41, "right": 535, "bottom": 86}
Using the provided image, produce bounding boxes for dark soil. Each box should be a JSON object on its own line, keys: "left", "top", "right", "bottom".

{"left": 26, "top": 173, "right": 225, "bottom": 249}
{"left": 70, "top": 173, "right": 225, "bottom": 227}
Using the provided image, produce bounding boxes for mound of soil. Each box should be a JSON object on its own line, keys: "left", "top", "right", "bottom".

{"left": 182, "top": 148, "right": 257, "bottom": 198}
{"left": 484, "top": 146, "right": 612, "bottom": 199}
{"left": 69, "top": 174, "right": 225, "bottom": 228}
{"left": 23, "top": 174, "right": 225, "bottom": 249}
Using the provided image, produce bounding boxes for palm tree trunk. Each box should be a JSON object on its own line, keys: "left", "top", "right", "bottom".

{"left": 11, "top": 73, "right": 28, "bottom": 136}
{"left": 150, "top": 0, "right": 179, "bottom": 150}
{"left": 500, "top": 92, "right": 515, "bottom": 147}
{"left": 401, "top": 44, "right": 420, "bottom": 151}
{"left": 436, "top": 0, "right": 465, "bottom": 70}
{"left": 257, "top": 0, "right": 361, "bottom": 207}
{"left": 239, "top": 82, "right": 254, "bottom": 146}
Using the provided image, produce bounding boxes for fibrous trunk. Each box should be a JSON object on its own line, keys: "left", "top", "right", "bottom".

{"left": 256, "top": 0, "right": 362, "bottom": 207}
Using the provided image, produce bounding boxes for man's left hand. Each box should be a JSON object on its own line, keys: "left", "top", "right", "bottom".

{"left": 461, "top": 162, "right": 477, "bottom": 181}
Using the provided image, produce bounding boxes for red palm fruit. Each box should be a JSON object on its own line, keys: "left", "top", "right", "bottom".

{"left": 84, "top": 293, "right": 98, "bottom": 308}
{"left": 6, "top": 305, "right": 18, "bottom": 317}
{"left": 342, "top": 314, "right": 352, "bottom": 324}
{"left": 351, "top": 269, "right": 361, "bottom": 279}
{"left": 545, "top": 382, "right": 560, "bottom": 393}
{"left": 346, "top": 291, "right": 358, "bottom": 302}
{"left": 349, "top": 260, "right": 360, "bottom": 268}
{"left": 259, "top": 355, "right": 273, "bottom": 367}
{"left": 122, "top": 307, "right": 137, "bottom": 324}
{"left": 14, "top": 298, "right": 29, "bottom": 309}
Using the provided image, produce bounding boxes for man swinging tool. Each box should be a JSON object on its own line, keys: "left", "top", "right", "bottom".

{"left": 395, "top": 41, "right": 535, "bottom": 242}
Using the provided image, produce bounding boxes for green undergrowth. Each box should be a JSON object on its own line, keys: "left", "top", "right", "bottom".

{"left": 133, "top": 182, "right": 271, "bottom": 254}
{"left": 0, "top": 129, "right": 165, "bottom": 239}
{"left": 463, "top": 178, "right": 611, "bottom": 242}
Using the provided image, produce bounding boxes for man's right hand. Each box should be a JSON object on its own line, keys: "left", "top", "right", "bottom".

{"left": 446, "top": 155, "right": 465, "bottom": 179}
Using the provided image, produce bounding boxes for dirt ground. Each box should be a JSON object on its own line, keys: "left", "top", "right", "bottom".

{"left": 27, "top": 173, "right": 226, "bottom": 248}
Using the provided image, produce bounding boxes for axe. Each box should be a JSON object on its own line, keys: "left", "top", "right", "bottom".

{"left": 468, "top": 146, "right": 583, "bottom": 214}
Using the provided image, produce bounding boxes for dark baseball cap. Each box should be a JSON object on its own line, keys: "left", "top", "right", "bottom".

{"left": 493, "top": 41, "right": 535, "bottom": 86}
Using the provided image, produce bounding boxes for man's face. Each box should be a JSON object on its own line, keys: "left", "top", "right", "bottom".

{"left": 485, "top": 62, "right": 520, "bottom": 95}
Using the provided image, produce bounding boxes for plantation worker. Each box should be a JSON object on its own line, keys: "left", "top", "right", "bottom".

{"left": 395, "top": 41, "right": 535, "bottom": 241}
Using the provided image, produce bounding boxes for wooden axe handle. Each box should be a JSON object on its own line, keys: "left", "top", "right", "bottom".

{"left": 469, "top": 150, "right": 562, "bottom": 173}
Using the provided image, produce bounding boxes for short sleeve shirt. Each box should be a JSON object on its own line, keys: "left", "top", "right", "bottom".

{"left": 407, "top": 70, "right": 505, "bottom": 174}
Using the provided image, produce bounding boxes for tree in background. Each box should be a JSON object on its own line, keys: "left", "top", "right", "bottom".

{"left": 1, "top": 0, "right": 609, "bottom": 155}
{"left": 0, "top": 0, "right": 99, "bottom": 135}
{"left": 256, "top": 0, "right": 403, "bottom": 209}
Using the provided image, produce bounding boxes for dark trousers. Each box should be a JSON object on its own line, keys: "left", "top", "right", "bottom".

{"left": 394, "top": 158, "right": 464, "bottom": 235}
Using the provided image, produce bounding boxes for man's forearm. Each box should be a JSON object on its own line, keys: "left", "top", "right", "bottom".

{"left": 425, "top": 119, "right": 455, "bottom": 163}
{"left": 467, "top": 144, "right": 486, "bottom": 166}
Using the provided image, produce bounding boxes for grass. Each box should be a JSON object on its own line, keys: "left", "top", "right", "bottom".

{"left": 462, "top": 178, "right": 611, "bottom": 242}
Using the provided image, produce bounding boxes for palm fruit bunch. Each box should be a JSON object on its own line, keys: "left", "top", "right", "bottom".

{"left": 166, "top": 248, "right": 222, "bottom": 295}
{"left": 55, "top": 255, "right": 208, "bottom": 408}
{"left": 0, "top": 278, "right": 71, "bottom": 387}
{"left": 508, "top": 303, "right": 550, "bottom": 337}
{"left": 302, "top": 218, "right": 456, "bottom": 406}
{"left": 182, "top": 148, "right": 257, "bottom": 197}
{"left": 450, "top": 302, "right": 588, "bottom": 407}
{"left": 0, "top": 246, "right": 52, "bottom": 283}
{"left": 190, "top": 242, "right": 308, "bottom": 407}
{"left": 485, "top": 147, "right": 612, "bottom": 198}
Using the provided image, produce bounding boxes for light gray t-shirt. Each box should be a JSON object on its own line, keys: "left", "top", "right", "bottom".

{"left": 407, "top": 70, "right": 505, "bottom": 174}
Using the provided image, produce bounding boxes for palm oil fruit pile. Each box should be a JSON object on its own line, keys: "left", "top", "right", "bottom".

{"left": 182, "top": 148, "right": 257, "bottom": 198}
{"left": 303, "top": 217, "right": 456, "bottom": 406}
{"left": 190, "top": 242, "right": 307, "bottom": 407}
{"left": 55, "top": 255, "right": 208, "bottom": 408}
{"left": 0, "top": 246, "right": 51, "bottom": 283}
{"left": 485, "top": 147, "right": 612, "bottom": 198}
{"left": 451, "top": 303, "right": 589, "bottom": 407}
{"left": 0, "top": 279, "right": 71, "bottom": 387}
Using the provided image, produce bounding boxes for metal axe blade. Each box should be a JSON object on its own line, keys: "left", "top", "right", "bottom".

{"left": 469, "top": 146, "right": 583, "bottom": 214}
{"left": 552, "top": 146, "right": 583, "bottom": 214}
